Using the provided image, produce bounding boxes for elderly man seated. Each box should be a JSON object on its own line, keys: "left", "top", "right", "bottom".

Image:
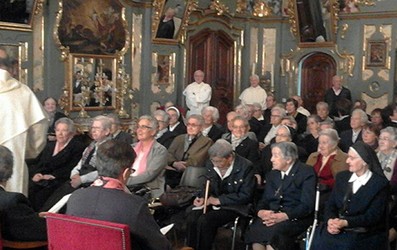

{"left": 186, "top": 139, "right": 255, "bottom": 250}
{"left": 0, "top": 145, "right": 47, "bottom": 241}
{"left": 66, "top": 140, "right": 171, "bottom": 250}
{"left": 166, "top": 114, "right": 213, "bottom": 188}
{"left": 245, "top": 141, "right": 316, "bottom": 250}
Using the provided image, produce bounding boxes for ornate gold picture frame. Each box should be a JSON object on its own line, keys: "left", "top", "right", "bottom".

{"left": 0, "top": 42, "right": 28, "bottom": 83}
{"left": 67, "top": 54, "right": 118, "bottom": 112}
{"left": 152, "top": 0, "right": 197, "bottom": 44}
{"left": 54, "top": 0, "right": 130, "bottom": 115}
{"left": 366, "top": 40, "right": 387, "bottom": 68}
{"left": 0, "top": 0, "right": 43, "bottom": 31}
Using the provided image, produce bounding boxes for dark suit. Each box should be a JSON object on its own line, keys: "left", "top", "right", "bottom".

{"left": 249, "top": 117, "right": 265, "bottom": 140}
{"left": 169, "top": 122, "right": 186, "bottom": 137}
{"left": 66, "top": 186, "right": 171, "bottom": 250}
{"left": 324, "top": 87, "right": 352, "bottom": 118}
{"left": 0, "top": 187, "right": 47, "bottom": 241}
{"left": 29, "top": 137, "right": 85, "bottom": 211}
{"left": 113, "top": 130, "right": 134, "bottom": 145}
{"left": 293, "top": 112, "right": 308, "bottom": 135}
{"left": 186, "top": 155, "right": 255, "bottom": 250}
{"left": 335, "top": 116, "right": 351, "bottom": 134}
{"left": 157, "top": 130, "right": 177, "bottom": 149}
{"left": 224, "top": 135, "right": 259, "bottom": 166}
{"left": 206, "top": 124, "right": 224, "bottom": 142}
{"left": 245, "top": 161, "right": 316, "bottom": 250}
{"left": 339, "top": 129, "right": 363, "bottom": 153}
{"left": 313, "top": 171, "right": 389, "bottom": 250}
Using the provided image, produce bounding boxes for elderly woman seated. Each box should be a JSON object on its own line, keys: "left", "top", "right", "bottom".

{"left": 185, "top": 139, "right": 255, "bottom": 250}
{"left": 245, "top": 141, "right": 316, "bottom": 250}
{"left": 306, "top": 129, "right": 348, "bottom": 193}
{"left": 201, "top": 106, "right": 224, "bottom": 142}
{"left": 306, "top": 128, "right": 348, "bottom": 218}
{"left": 312, "top": 142, "right": 389, "bottom": 250}
{"left": 28, "top": 117, "right": 85, "bottom": 211}
{"left": 166, "top": 114, "right": 213, "bottom": 188}
{"left": 127, "top": 115, "right": 168, "bottom": 199}
{"left": 258, "top": 125, "right": 307, "bottom": 183}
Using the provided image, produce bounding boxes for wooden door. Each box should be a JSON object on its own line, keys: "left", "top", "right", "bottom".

{"left": 301, "top": 53, "right": 336, "bottom": 113}
{"left": 188, "top": 29, "right": 234, "bottom": 125}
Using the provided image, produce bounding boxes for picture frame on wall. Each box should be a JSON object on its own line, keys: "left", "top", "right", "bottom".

{"left": 0, "top": 42, "right": 27, "bottom": 83}
{"left": 0, "top": 0, "right": 41, "bottom": 31}
{"left": 366, "top": 40, "right": 387, "bottom": 68}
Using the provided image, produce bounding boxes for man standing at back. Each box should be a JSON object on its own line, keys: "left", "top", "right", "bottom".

{"left": 239, "top": 74, "right": 268, "bottom": 111}
{"left": 0, "top": 47, "right": 48, "bottom": 195}
{"left": 67, "top": 140, "right": 171, "bottom": 250}
{"left": 183, "top": 70, "right": 212, "bottom": 116}
{"left": 325, "top": 75, "right": 352, "bottom": 118}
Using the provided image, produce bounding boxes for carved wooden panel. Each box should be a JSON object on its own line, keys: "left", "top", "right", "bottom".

{"left": 301, "top": 52, "right": 337, "bottom": 113}
{"left": 188, "top": 29, "right": 234, "bottom": 125}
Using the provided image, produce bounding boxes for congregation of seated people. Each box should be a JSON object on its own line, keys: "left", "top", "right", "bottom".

{"left": 5, "top": 76, "right": 397, "bottom": 250}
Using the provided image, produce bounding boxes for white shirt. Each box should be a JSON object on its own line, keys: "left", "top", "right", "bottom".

{"left": 202, "top": 125, "right": 212, "bottom": 137}
{"left": 214, "top": 159, "right": 235, "bottom": 180}
{"left": 348, "top": 169, "right": 372, "bottom": 194}
{"left": 183, "top": 82, "right": 212, "bottom": 116}
{"left": 239, "top": 86, "right": 267, "bottom": 110}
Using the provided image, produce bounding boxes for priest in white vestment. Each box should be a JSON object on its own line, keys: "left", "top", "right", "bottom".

{"left": 183, "top": 70, "right": 212, "bottom": 117}
{"left": 239, "top": 74, "right": 268, "bottom": 110}
{"left": 0, "top": 49, "right": 48, "bottom": 195}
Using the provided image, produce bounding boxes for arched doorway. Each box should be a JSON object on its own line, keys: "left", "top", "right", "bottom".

{"left": 300, "top": 52, "right": 337, "bottom": 113}
{"left": 187, "top": 28, "right": 234, "bottom": 125}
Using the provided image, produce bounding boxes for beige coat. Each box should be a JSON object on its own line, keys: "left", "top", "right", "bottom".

{"left": 306, "top": 148, "right": 348, "bottom": 177}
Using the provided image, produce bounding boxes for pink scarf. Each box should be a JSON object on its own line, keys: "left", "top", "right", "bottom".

{"left": 91, "top": 176, "right": 130, "bottom": 193}
{"left": 131, "top": 140, "right": 154, "bottom": 176}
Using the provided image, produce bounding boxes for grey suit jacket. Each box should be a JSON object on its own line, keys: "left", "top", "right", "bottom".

{"left": 127, "top": 141, "right": 167, "bottom": 198}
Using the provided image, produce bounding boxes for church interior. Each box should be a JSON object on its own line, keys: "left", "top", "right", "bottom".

{"left": 2, "top": 0, "right": 397, "bottom": 249}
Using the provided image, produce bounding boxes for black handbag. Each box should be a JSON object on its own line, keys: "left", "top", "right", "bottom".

{"left": 159, "top": 186, "right": 200, "bottom": 208}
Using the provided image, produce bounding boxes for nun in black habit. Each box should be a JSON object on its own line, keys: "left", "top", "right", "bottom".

{"left": 312, "top": 141, "right": 389, "bottom": 250}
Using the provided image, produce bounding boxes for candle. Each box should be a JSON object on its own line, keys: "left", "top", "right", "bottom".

{"left": 271, "top": 64, "right": 274, "bottom": 89}
{"left": 251, "top": 62, "right": 256, "bottom": 75}
{"left": 81, "top": 58, "right": 84, "bottom": 63}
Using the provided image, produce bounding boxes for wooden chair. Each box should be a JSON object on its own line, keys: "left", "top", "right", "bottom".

{"left": 0, "top": 225, "right": 47, "bottom": 249}
{"left": 46, "top": 213, "right": 131, "bottom": 250}
{"left": 2, "top": 240, "right": 47, "bottom": 249}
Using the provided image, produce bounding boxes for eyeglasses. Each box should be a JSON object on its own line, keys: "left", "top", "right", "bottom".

{"left": 379, "top": 137, "right": 392, "bottom": 141}
{"left": 91, "top": 126, "right": 103, "bottom": 131}
{"left": 137, "top": 125, "right": 153, "bottom": 130}
{"left": 233, "top": 125, "right": 247, "bottom": 129}
{"left": 186, "top": 123, "right": 200, "bottom": 128}
{"left": 157, "top": 120, "right": 165, "bottom": 123}
{"left": 275, "top": 133, "right": 289, "bottom": 137}
{"left": 271, "top": 115, "right": 281, "bottom": 118}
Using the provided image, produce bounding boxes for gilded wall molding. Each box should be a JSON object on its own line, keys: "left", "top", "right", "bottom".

{"left": 209, "top": 0, "right": 229, "bottom": 16}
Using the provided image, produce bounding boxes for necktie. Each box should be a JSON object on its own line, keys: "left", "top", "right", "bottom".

{"left": 84, "top": 145, "right": 96, "bottom": 165}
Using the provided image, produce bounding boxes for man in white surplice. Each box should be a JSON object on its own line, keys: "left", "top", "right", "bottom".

{"left": 183, "top": 70, "right": 212, "bottom": 117}
{"left": 0, "top": 47, "right": 48, "bottom": 195}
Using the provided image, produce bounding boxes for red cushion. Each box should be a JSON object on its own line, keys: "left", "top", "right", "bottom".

{"left": 46, "top": 213, "right": 131, "bottom": 250}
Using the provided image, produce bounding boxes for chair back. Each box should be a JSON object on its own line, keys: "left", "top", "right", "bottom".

{"left": 179, "top": 166, "right": 207, "bottom": 188}
{"left": 46, "top": 213, "right": 131, "bottom": 250}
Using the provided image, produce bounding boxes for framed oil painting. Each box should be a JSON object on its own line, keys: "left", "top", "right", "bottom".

{"left": 56, "top": 0, "right": 128, "bottom": 55}
{"left": 0, "top": 0, "right": 42, "bottom": 31}
{"left": 68, "top": 54, "right": 117, "bottom": 111}
{"left": 0, "top": 42, "right": 27, "bottom": 83}
{"left": 152, "top": 0, "right": 197, "bottom": 44}
{"left": 366, "top": 40, "right": 387, "bottom": 68}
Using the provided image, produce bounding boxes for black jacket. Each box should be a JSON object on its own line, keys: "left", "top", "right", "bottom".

{"left": 200, "top": 155, "right": 256, "bottom": 207}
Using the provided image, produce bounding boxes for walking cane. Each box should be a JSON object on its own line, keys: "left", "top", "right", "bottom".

{"left": 203, "top": 179, "right": 210, "bottom": 214}
{"left": 306, "top": 183, "right": 320, "bottom": 250}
